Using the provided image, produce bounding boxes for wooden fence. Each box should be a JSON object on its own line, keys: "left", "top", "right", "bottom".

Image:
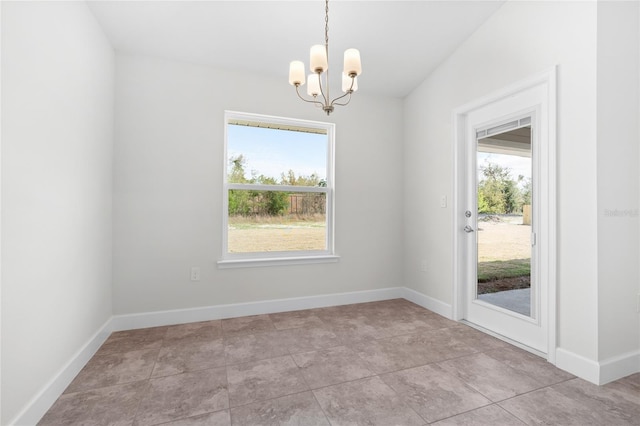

{"left": 289, "top": 193, "right": 326, "bottom": 215}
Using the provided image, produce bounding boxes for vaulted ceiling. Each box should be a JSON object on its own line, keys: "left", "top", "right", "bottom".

{"left": 88, "top": 1, "right": 505, "bottom": 98}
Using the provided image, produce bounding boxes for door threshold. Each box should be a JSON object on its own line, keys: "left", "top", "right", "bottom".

{"left": 459, "top": 319, "right": 547, "bottom": 360}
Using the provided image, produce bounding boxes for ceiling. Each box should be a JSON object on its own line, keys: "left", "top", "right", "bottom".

{"left": 479, "top": 126, "right": 532, "bottom": 158}
{"left": 87, "top": 1, "right": 505, "bottom": 98}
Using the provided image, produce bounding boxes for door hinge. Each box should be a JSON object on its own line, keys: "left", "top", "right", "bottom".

{"left": 531, "top": 232, "right": 537, "bottom": 246}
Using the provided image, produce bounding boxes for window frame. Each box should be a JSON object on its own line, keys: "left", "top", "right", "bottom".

{"left": 218, "top": 111, "right": 338, "bottom": 268}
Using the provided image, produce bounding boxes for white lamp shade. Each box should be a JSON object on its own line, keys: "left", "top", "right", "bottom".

{"left": 289, "top": 61, "right": 305, "bottom": 86}
{"left": 342, "top": 73, "right": 358, "bottom": 93}
{"left": 310, "top": 45, "right": 328, "bottom": 73}
{"left": 343, "top": 48, "right": 362, "bottom": 76}
{"left": 307, "top": 74, "right": 321, "bottom": 96}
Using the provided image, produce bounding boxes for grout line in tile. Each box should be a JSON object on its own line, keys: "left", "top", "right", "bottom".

{"left": 223, "top": 357, "right": 232, "bottom": 422}
{"left": 227, "top": 385, "right": 310, "bottom": 410}
{"left": 149, "top": 363, "right": 228, "bottom": 380}
{"left": 286, "top": 341, "right": 344, "bottom": 357}
{"left": 495, "top": 375, "right": 578, "bottom": 404}
{"left": 303, "top": 373, "right": 380, "bottom": 394}
{"left": 152, "top": 407, "right": 233, "bottom": 426}
{"left": 427, "top": 401, "right": 526, "bottom": 425}
{"left": 224, "top": 349, "right": 292, "bottom": 368}
{"left": 494, "top": 401, "right": 530, "bottom": 425}
{"left": 131, "top": 378, "right": 153, "bottom": 426}
{"left": 293, "top": 357, "right": 315, "bottom": 395}
{"left": 309, "top": 387, "right": 333, "bottom": 426}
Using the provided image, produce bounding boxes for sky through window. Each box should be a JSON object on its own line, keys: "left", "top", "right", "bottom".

{"left": 227, "top": 125, "right": 327, "bottom": 182}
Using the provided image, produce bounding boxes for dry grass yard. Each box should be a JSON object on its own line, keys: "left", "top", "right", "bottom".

{"left": 228, "top": 216, "right": 325, "bottom": 252}
{"left": 477, "top": 218, "right": 531, "bottom": 262}
{"left": 477, "top": 216, "right": 531, "bottom": 293}
{"left": 227, "top": 215, "right": 531, "bottom": 294}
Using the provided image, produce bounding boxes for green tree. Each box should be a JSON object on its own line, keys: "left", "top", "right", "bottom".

{"left": 228, "top": 154, "right": 248, "bottom": 183}
{"left": 227, "top": 158, "right": 329, "bottom": 217}
{"left": 228, "top": 190, "right": 251, "bottom": 216}
{"left": 477, "top": 161, "right": 524, "bottom": 214}
{"left": 503, "top": 179, "right": 520, "bottom": 214}
{"left": 263, "top": 191, "right": 289, "bottom": 215}
{"left": 478, "top": 178, "right": 506, "bottom": 213}
{"left": 227, "top": 159, "right": 291, "bottom": 217}
{"left": 228, "top": 155, "right": 251, "bottom": 215}
{"left": 252, "top": 175, "right": 289, "bottom": 216}
{"left": 280, "top": 170, "right": 322, "bottom": 186}
{"left": 521, "top": 177, "right": 532, "bottom": 206}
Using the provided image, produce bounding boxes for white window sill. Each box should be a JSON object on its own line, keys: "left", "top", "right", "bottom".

{"left": 217, "top": 255, "right": 340, "bottom": 269}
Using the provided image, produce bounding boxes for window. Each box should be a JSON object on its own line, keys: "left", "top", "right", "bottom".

{"left": 218, "top": 111, "right": 337, "bottom": 267}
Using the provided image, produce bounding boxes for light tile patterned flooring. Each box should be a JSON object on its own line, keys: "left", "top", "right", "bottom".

{"left": 40, "top": 299, "right": 640, "bottom": 425}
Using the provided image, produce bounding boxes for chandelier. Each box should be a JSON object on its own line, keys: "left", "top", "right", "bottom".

{"left": 288, "top": 0, "right": 362, "bottom": 116}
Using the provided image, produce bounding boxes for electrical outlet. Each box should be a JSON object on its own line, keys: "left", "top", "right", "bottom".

{"left": 420, "top": 261, "right": 428, "bottom": 272}
{"left": 440, "top": 195, "right": 447, "bottom": 208}
{"left": 190, "top": 267, "right": 201, "bottom": 281}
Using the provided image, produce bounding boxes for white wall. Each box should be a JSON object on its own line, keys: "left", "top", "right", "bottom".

{"left": 1, "top": 2, "right": 114, "bottom": 424}
{"left": 113, "top": 54, "right": 404, "bottom": 315}
{"left": 403, "top": 1, "right": 600, "bottom": 361}
{"left": 596, "top": 1, "right": 640, "bottom": 363}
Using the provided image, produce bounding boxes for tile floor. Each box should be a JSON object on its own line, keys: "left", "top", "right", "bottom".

{"left": 39, "top": 299, "right": 640, "bottom": 425}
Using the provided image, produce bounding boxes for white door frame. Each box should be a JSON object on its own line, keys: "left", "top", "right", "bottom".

{"left": 452, "top": 67, "right": 557, "bottom": 363}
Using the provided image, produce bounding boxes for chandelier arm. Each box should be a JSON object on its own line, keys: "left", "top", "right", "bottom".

{"left": 331, "top": 92, "right": 353, "bottom": 107}
{"left": 315, "top": 72, "right": 331, "bottom": 107}
{"left": 295, "top": 84, "right": 326, "bottom": 107}
{"left": 330, "top": 76, "right": 355, "bottom": 106}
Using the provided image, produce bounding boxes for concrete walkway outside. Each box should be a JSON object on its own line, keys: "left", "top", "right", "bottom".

{"left": 478, "top": 288, "right": 530, "bottom": 316}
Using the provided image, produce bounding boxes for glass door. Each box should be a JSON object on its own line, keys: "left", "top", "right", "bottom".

{"left": 476, "top": 126, "right": 532, "bottom": 317}
{"left": 456, "top": 71, "right": 556, "bottom": 357}
{"left": 463, "top": 112, "right": 546, "bottom": 354}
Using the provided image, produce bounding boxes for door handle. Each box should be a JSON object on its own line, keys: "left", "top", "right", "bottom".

{"left": 464, "top": 225, "right": 475, "bottom": 233}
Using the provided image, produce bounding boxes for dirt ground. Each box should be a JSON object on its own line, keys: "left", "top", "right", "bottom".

{"left": 477, "top": 276, "right": 530, "bottom": 294}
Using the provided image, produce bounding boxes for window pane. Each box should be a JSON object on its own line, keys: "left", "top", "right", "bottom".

{"left": 228, "top": 190, "right": 327, "bottom": 253}
{"left": 227, "top": 124, "right": 327, "bottom": 187}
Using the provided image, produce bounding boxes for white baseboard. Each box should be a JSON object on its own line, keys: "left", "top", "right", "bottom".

{"left": 555, "top": 347, "right": 640, "bottom": 385}
{"left": 401, "top": 287, "right": 453, "bottom": 319}
{"left": 9, "top": 318, "right": 113, "bottom": 426}
{"left": 599, "top": 350, "right": 640, "bottom": 385}
{"left": 555, "top": 348, "right": 601, "bottom": 384}
{"left": 111, "top": 287, "right": 404, "bottom": 331}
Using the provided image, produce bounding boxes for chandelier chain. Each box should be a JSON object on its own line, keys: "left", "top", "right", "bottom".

{"left": 325, "top": 0, "right": 329, "bottom": 48}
